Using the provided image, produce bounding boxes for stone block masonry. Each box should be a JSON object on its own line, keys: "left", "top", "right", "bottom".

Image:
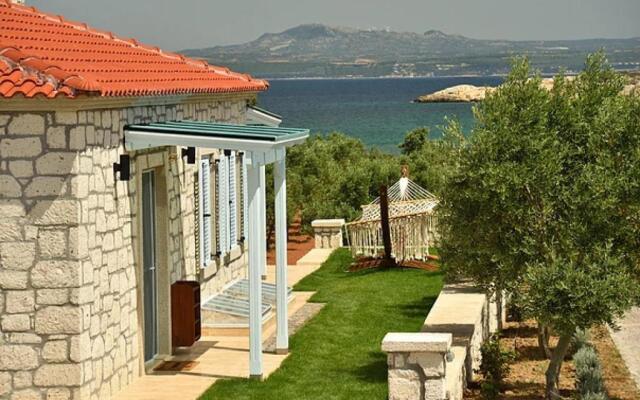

{"left": 311, "top": 219, "right": 345, "bottom": 249}
{"left": 382, "top": 333, "right": 452, "bottom": 400}
{"left": 0, "top": 96, "right": 250, "bottom": 400}
{"left": 382, "top": 283, "right": 504, "bottom": 400}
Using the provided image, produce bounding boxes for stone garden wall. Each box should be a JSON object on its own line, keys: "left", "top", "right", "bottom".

{"left": 382, "top": 283, "right": 504, "bottom": 400}
{"left": 0, "top": 95, "right": 250, "bottom": 400}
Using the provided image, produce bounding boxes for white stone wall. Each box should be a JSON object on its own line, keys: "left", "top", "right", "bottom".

{"left": 0, "top": 96, "right": 251, "bottom": 400}
{"left": 381, "top": 283, "right": 505, "bottom": 400}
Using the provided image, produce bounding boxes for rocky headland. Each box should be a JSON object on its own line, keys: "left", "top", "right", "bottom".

{"left": 415, "top": 76, "right": 639, "bottom": 103}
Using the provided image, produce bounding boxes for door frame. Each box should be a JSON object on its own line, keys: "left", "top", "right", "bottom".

{"left": 142, "top": 170, "right": 159, "bottom": 363}
{"left": 135, "top": 155, "right": 172, "bottom": 373}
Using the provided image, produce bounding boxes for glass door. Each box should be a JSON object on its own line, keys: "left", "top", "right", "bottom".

{"left": 142, "top": 171, "right": 158, "bottom": 362}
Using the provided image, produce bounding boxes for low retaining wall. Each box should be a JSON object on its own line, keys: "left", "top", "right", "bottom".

{"left": 382, "top": 283, "right": 504, "bottom": 400}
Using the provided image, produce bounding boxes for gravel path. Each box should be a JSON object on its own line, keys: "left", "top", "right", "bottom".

{"left": 609, "top": 307, "right": 640, "bottom": 390}
{"left": 263, "top": 302, "right": 325, "bottom": 353}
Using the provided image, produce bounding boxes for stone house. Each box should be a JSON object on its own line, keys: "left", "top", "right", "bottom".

{"left": 0, "top": 1, "right": 306, "bottom": 399}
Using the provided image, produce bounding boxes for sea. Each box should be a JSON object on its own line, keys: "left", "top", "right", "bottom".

{"left": 259, "top": 76, "right": 504, "bottom": 154}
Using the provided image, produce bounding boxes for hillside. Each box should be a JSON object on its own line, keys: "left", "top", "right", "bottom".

{"left": 181, "top": 24, "right": 640, "bottom": 78}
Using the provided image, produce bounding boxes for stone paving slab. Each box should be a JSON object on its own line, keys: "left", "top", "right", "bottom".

{"left": 295, "top": 248, "right": 334, "bottom": 267}
{"left": 263, "top": 302, "right": 325, "bottom": 353}
{"left": 609, "top": 307, "right": 640, "bottom": 389}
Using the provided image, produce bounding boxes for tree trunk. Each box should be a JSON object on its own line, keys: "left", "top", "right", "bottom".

{"left": 379, "top": 185, "right": 395, "bottom": 267}
{"left": 495, "top": 290, "right": 504, "bottom": 331}
{"left": 545, "top": 332, "right": 573, "bottom": 400}
{"left": 538, "top": 322, "right": 552, "bottom": 359}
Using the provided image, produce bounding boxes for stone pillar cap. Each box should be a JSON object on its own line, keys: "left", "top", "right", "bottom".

{"left": 311, "top": 219, "right": 345, "bottom": 228}
{"left": 382, "top": 332, "right": 452, "bottom": 353}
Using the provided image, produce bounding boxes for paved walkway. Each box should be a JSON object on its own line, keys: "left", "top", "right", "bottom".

{"left": 609, "top": 307, "right": 640, "bottom": 389}
{"left": 113, "top": 248, "right": 333, "bottom": 400}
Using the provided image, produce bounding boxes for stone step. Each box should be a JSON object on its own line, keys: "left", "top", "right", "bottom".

{"left": 202, "top": 294, "right": 271, "bottom": 318}
{"left": 202, "top": 280, "right": 292, "bottom": 318}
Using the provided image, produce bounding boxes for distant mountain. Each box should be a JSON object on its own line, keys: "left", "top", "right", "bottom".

{"left": 182, "top": 24, "right": 640, "bottom": 78}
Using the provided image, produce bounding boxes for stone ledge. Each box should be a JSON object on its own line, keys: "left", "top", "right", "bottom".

{"left": 422, "top": 283, "right": 486, "bottom": 333}
{"left": 382, "top": 332, "right": 452, "bottom": 353}
{"left": 311, "top": 219, "right": 345, "bottom": 228}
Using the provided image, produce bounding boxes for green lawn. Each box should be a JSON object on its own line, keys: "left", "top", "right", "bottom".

{"left": 200, "top": 249, "right": 443, "bottom": 400}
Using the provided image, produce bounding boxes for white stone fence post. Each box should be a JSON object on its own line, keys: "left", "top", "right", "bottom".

{"left": 311, "top": 219, "right": 345, "bottom": 249}
{"left": 382, "top": 332, "right": 453, "bottom": 400}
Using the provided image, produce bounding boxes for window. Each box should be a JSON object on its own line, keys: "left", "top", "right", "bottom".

{"left": 199, "top": 151, "right": 244, "bottom": 267}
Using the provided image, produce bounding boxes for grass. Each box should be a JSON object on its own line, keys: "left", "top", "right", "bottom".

{"left": 200, "top": 248, "right": 443, "bottom": 400}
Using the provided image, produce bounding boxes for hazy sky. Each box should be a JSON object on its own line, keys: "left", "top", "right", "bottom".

{"left": 30, "top": 0, "right": 640, "bottom": 51}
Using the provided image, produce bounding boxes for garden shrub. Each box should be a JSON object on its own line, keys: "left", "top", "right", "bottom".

{"left": 478, "top": 334, "right": 514, "bottom": 400}
{"left": 582, "top": 393, "right": 608, "bottom": 400}
{"left": 567, "top": 328, "right": 591, "bottom": 358}
{"left": 574, "top": 346, "right": 607, "bottom": 399}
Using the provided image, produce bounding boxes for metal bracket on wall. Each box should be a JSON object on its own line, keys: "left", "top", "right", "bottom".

{"left": 113, "top": 154, "right": 131, "bottom": 181}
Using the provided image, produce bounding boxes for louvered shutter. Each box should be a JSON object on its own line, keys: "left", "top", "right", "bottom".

{"left": 217, "top": 154, "right": 229, "bottom": 256}
{"left": 228, "top": 151, "right": 238, "bottom": 249}
{"left": 199, "top": 158, "right": 212, "bottom": 267}
{"left": 241, "top": 153, "right": 248, "bottom": 241}
{"left": 214, "top": 163, "right": 220, "bottom": 255}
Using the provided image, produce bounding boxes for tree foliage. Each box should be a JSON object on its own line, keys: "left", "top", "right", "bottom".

{"left": 271, "top": 124, "right": 465, "bottom": 234}
{"left": 273, "top": 132, "right": 399, "bottom": 230}
{"left": 439, "top": 53, "right": 640, "bottom": 398}
{"left": 400, "top": 120, "right": 466, "bottom": 196}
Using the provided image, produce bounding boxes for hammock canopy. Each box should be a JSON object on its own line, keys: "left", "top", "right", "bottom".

{"left": 345, "top": 176, "right": 439, "bottom": 262}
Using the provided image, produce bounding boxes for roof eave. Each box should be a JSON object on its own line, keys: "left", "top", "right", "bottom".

{"left": 124, "top": 128, "right": 309, "bottom": 153}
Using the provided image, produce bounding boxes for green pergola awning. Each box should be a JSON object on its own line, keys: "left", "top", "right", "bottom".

{"left": 124, "top": 120, "right": 309, "bottom": 153}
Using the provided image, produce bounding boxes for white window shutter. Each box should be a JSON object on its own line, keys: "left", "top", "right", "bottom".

{"left": 228, "top": 151, "right": 238, "bottom": 249}
{"left": 217, "top": 154, "right": 229, "bottom": 256}
{"left": 199, "top": 158, "right": 212, "bottom": 267}
{"left": 242, "top": 153, "right": 248, "bottom": 241}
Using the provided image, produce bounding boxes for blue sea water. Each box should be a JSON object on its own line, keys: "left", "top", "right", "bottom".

{"left": 258, "top": 76, "right": 504, "bottom": 153}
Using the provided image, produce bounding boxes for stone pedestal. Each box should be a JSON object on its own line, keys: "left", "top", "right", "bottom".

{"left": 311, "top": 219, "right": 344, "bottom": 249}
{"left": 382, "top": 332, "right": 452, "bottom": 400}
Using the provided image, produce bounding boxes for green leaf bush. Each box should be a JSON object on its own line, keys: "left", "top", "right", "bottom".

{"left": 574, "top": 346, "right": 607, "bottom": 399}
{"left": 478, "top": 334, "right": 514, "bottom": 400}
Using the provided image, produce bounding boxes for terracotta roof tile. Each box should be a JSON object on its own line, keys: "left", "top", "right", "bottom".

{"left": 0, "top": 0, "right": 268, "bottom": 98}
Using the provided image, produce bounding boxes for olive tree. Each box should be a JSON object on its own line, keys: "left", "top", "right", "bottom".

{"left": 400, "top": 120, "right": 466, "bottom": 196}
{"left": 439, "top": 54, "right": 640, "bottom": 398}
{"left": 268, "top": 132, "right": 399, "bottom": 232}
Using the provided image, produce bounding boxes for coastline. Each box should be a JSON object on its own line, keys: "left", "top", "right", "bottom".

{"left": 264, "top": 74, "right": 505, "bottom": 81}
{"left": 258, "top": 68, "right": 639, "bottom": 82}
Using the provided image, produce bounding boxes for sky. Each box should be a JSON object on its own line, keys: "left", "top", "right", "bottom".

{"left": 30, "top": 0, "right": 640, "bottom": 51}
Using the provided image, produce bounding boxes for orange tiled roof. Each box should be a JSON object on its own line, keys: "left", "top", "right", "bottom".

{"left": 0, "top": 0, "right": 268, "bottom": 99}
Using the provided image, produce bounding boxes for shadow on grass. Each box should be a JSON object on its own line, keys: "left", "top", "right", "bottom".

{"left": 348, "top": 352, "right": 388, "bottom": 384}
{"left": 397, "top": 295, "right": 439, "bottom": 319}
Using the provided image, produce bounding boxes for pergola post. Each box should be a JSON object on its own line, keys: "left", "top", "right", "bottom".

{"left": 247, "top": 161, "right": 263, "bottom": 379}
{"left": 259, "top": 165, "right": 267, "bottom": 279}
{"left": 274, "top": 153, "right": 289, "bottom": 353}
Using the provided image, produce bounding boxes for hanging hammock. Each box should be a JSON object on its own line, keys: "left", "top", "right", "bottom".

{"left": 345, "top": 174, "right": 439, "bottom": 263}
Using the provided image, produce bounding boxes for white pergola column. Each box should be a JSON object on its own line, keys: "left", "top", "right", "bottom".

{"left": 274, "top": 154, "right": 289, "bottom": 354}
{"left": 246, "top": 161, "right": 263, "bottom": 379}
{"left": 259, "top": 165, "right": 267, "bottom": 279}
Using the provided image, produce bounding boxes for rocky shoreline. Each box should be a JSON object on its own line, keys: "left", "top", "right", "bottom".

{"left": 415, "top": 76, "right": 639, "bottom": 103}
{"left": 414, "top": 84, "right": 495, "bottom": 103}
